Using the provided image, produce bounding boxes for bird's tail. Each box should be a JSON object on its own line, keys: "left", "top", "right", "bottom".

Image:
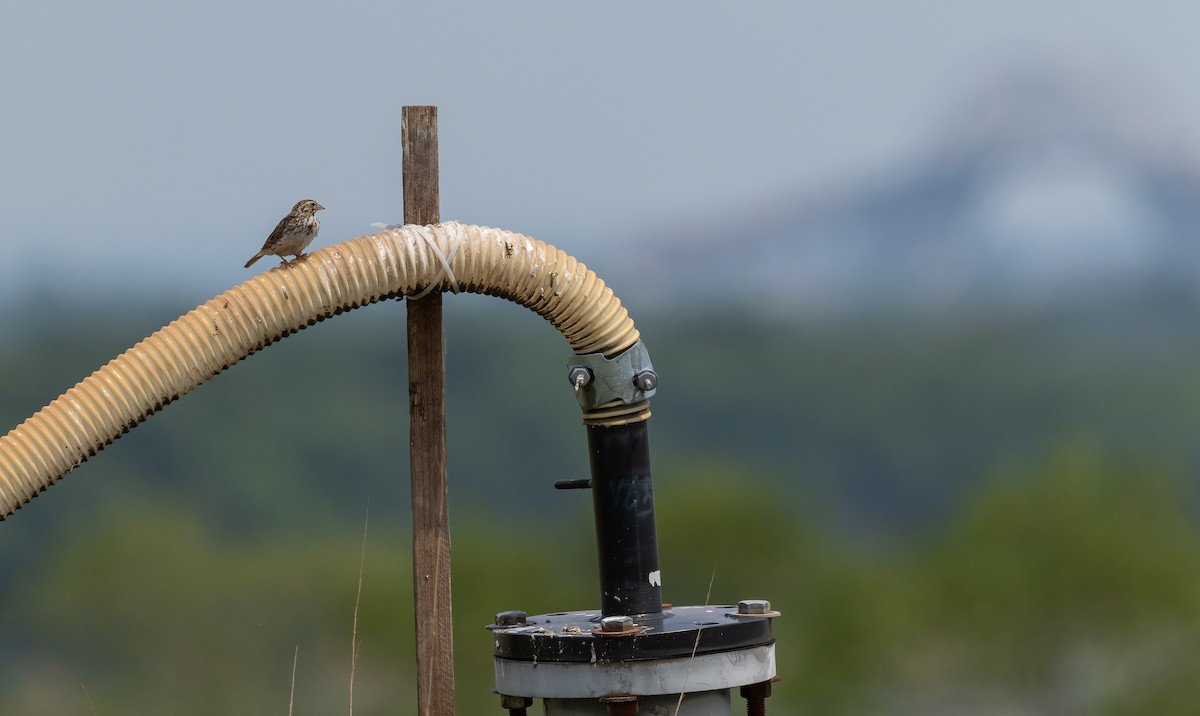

{"left": 244, "top": 253, "right": 263, "bottom": 269}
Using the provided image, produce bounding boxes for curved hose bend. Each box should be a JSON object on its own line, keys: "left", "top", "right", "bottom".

{"left": 0, "top": 223, "right": 645, "bottom": 519}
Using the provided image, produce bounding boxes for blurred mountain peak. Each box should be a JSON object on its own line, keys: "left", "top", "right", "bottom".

{"left": 939, "top": 64, "right": 1191, "bottom": 169}
{"left": 628, "top": 64, "right": 1200, "bottom": 316}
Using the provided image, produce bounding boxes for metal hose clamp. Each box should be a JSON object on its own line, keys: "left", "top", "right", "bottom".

{"left": 567, "top": 340, "right": 657, "bottom": 411}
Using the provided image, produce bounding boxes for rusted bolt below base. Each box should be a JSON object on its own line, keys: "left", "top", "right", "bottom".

{"left": 500, "top": 693, "right": 532, "bottom": 715}
{"left": 601, "top": 694, "right": 638, "bottom": 716}
{"left": 740, "top": 679, "right": 775, "bottom": 716}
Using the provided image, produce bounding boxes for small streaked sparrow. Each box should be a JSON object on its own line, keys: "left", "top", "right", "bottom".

{"left": 244, "top": 199, "right": 325, "bottom": 268}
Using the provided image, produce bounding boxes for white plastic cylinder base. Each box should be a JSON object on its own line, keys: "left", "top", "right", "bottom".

{"left": 495, "top": 643, "right": 774, "bottom": 700}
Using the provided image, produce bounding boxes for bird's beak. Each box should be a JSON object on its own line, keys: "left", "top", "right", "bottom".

{"left": 315, "top": 203, "right": 326, "bottom": 211}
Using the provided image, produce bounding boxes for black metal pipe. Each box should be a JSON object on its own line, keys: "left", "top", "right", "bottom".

{"left": 586, "top": 420, "right": 663, "bottom": 617}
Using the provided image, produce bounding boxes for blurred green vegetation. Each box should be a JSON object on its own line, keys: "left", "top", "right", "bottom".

{"left": 3, "top": 300, "right": 1200, "bottom": 714}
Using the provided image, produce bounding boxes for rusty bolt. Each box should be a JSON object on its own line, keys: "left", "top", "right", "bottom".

{"left": 600, "top": 695, "right": 638, "bottom": 716}
{"left": 500, "top": 693, "right": 532, "bottom": 713}
{"left": 737, "top": 599, "right": 771, "bottom": 615}
{"left": 740, "top": 680, "right": 773, "bottom": 716}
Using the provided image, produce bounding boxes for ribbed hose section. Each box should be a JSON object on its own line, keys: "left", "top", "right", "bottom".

{"left": 0, "top": 223, "right": 644, "bottom": 519}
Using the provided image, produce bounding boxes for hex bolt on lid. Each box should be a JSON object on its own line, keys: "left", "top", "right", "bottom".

{"left": 594, "top": 615, "right": 639, "bottom": 635}
{"left": 738, "top": 600, "right": 771, "bottom": 615}
{"left": 731, "top": 599, "right": 780, "bottom": 618}
{"left": 494, "top": 610, "right": 528, "bottom": 627}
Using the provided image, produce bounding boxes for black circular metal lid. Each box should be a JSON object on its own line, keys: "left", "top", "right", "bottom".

{"left": 488, "top": 604, "right": 775, "bottom": 663}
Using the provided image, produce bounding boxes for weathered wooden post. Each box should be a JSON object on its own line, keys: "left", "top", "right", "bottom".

{"left": 403, "top": 106, "right": 454, "bottom": 716}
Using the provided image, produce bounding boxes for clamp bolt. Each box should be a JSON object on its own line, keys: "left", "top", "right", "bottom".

{"left": 568, "top": 366, "right": 593, "bottom": 389}
{"left": 633, "top": 369, "right": 658, "bottom": 392}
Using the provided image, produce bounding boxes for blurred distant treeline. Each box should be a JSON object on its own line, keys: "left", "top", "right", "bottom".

{"left": 3, "top": 296, "right": 1200, "bottom": 714}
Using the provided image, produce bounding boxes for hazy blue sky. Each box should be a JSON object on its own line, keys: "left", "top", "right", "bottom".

{"left": 3, "top": 0, "right": 1199, "bottom": 301}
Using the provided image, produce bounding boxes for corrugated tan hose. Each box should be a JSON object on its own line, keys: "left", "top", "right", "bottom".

{"left": 0, "top": 222, "right": 649, "bottom": 519}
